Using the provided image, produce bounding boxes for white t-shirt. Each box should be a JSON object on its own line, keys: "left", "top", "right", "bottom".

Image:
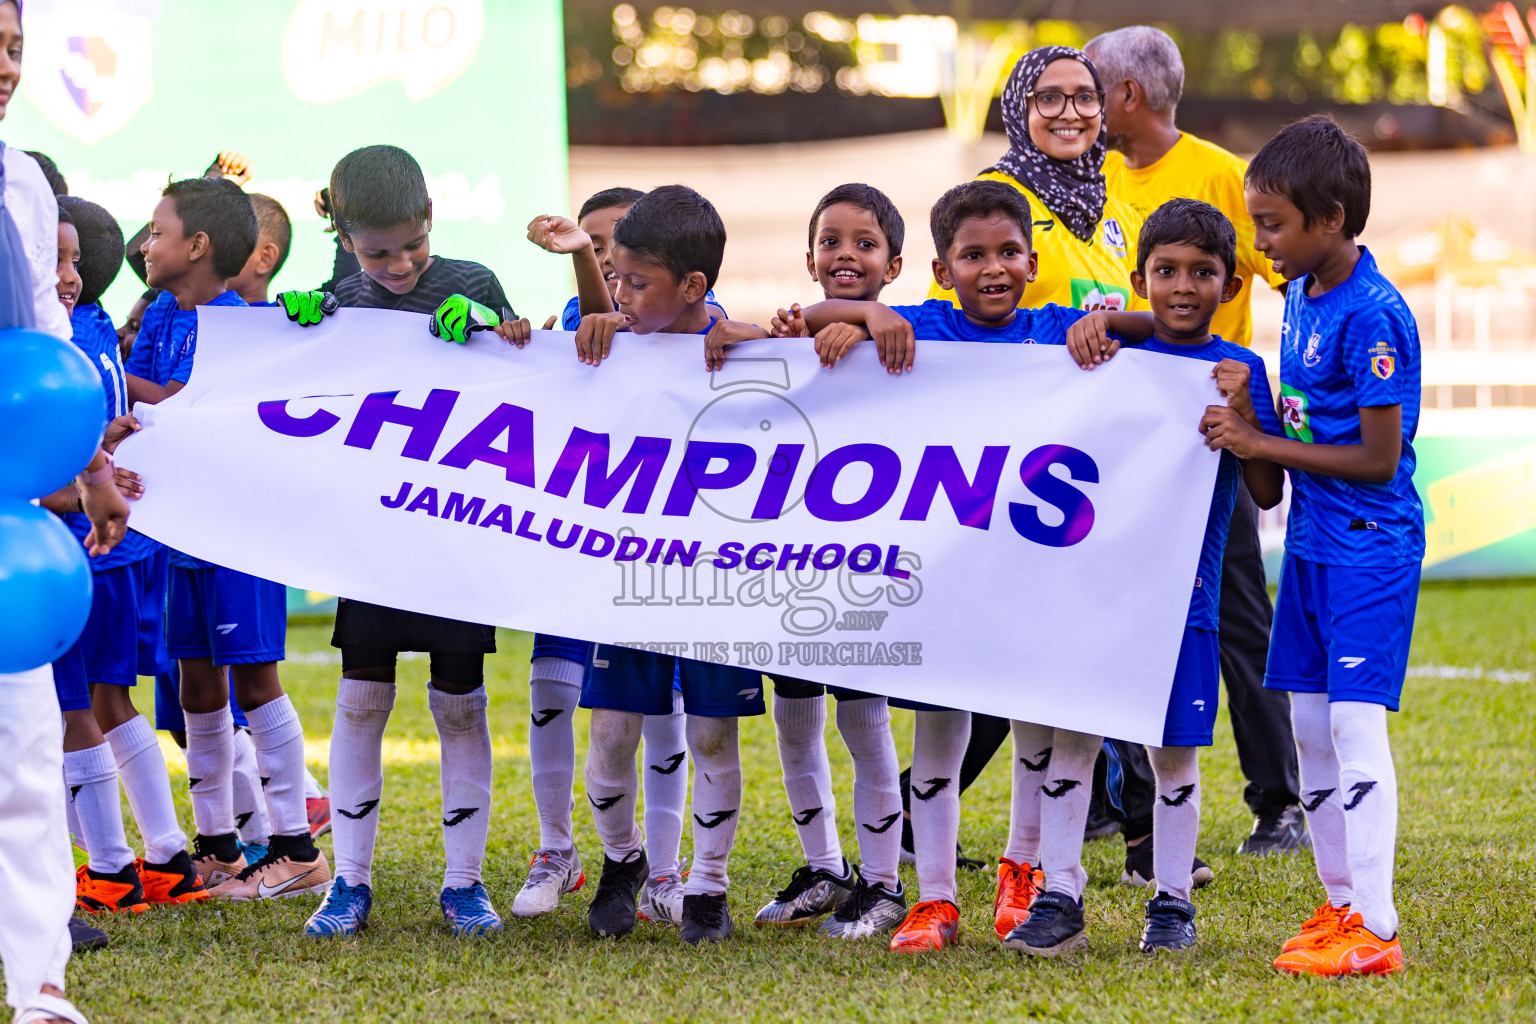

{"left": 3, "top": 144, "right": 71, "bottom": 340}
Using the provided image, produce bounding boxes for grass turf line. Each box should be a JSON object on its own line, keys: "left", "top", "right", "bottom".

{"left": 65, "top": 580, "right": 1536, "bottom": 1022}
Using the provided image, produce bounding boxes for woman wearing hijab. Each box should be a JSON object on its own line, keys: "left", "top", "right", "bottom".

{"left": 929, "top": 45, "right": 1144, "bottom": 313}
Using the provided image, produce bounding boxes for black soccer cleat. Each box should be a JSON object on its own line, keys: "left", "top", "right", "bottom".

{"left": 587, "top": 849, "right": 648, "bottom": 938}
{"left": 680, "top": 891, "right": 734, "bottom": 944}
{"left": 1238, "top": 805, "right": 1311, "bottom": 855}
{"left": 1001, "top": 890, "right": 1087, "bottom": 956}
{"left": 68, "top": 916, "right": 108, "bottom": 953}
{"left": 1139, "top": 891, "right": 1198, "bottom": 953}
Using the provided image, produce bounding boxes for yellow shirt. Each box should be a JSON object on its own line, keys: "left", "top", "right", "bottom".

{"left": 1104, "top": 131, "right": 1287, "bottom": 347}
{"left": 927, "top": 170, "right": 1147, "bottom": 313}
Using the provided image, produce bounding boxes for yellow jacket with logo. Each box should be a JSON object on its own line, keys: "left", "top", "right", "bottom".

{"left": 928, "top": 170, "right": 1146, "bottom": 312}
{"left": 1104, "top": 132, "right": 1287, "bottom": 347}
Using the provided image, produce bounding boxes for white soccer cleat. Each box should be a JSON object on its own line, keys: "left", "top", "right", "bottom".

{"left": 638, "top": 872, "right": 687, "bottom": 926}
{"left": 511, "top": 846, "right": 585, "bottom": 918}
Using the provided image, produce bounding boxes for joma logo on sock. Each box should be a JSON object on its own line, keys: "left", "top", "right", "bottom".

{"left": 649, "top": 752, "right": 686, "bottom": 775}
{"left": 693, "top": 810, "right": 737, "bottom": 829}
{"left": 1018, "top": 748, "right": 1052, "bottom": 772}
{"left": 863, "top": 812, "right": 901, "bottom": 834}
{"left": 530, "top": 708, "right": 563, "bottom": 728}
{"left": 792, "top": 807, "right": 822, "bottom": 826}
{"left": 1042, "top": 779, "right": 1081, "bottom": 799}
{"left": 911, "top": 777, "right": 951, "bottom": 801}
{"left": 1343, "top": 781, "right": 1377, "bottom": 810}
{"left": 1159, "top": 784, "right": 1196, "bottom": 807}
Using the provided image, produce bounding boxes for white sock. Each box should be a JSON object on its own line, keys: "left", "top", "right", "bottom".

{"left": 183, "top": 705, "right": 235, "bottom": 838}
{"left": 641, "top": 689, "right": 688, "bottom": 878}
{"left": 64, "top": 743, "right": 134, "bottom": 874}
{"left": 583, "top": 709, "right": 644, "bottom": 861}
{"left": 330, "top": 677, "right": 395, "bottom": 887}
{"left": 429, "top": 685, "right": 493, "bottom": 889}
{"left": 64, "top": 772, "right": 83, "bottom": 849}
{"left": 244, "top": 694, "right": 308, "bottom": 838}
{"left": 910, "top": 709, "right": 970, "bottom": 905}
{"left": 1292, "top": 692, "right": 1352, "bottom": 909}
{"left": 685, "top": 715, "right": 741, "bottom": 896}
{"left": 773, "top": 694, "right": 842, "bottom": 874}
{"left": 230, "top": 727, "right": 272, "bottom": 848}
{"left": 1004, "top": 719, "right": 1053, "bottom": 867}
{"left": 105, "top": 714, "right": 187, "bottom": 864}
{"left": 1331, "top": 700, "right": 1398, "bottom": 938}
{"left": 1149, "top": 745, "right": 1201, "bottom": 901}
{"left": 528, "top": 657, "right": 581, "bottom": 851}
{"left": 1039, "top": 729, "right": 1100, "bottom": 900}
{"left": 837, "top": 697, "right": 901, "bottom": 889}
{"left": 303, "top": 767, "right": 325, "bottom": 800}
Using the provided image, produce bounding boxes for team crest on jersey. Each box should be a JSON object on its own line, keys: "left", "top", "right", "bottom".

{"left": 1371, "top": 354, "right": 1395, "bottom": 379}
{"left": 20, "top": 1, "right": 160, "bottom": 144}
{"left": 1101, "top": 218, "right": 1127, "bottom": 259}
{"left": 1302, "top": 333, "right": 1322, "bottom": 367}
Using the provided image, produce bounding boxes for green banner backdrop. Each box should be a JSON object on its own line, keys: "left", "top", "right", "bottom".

{"left": 7, "top": 0, "right": 568, "bottom": 321}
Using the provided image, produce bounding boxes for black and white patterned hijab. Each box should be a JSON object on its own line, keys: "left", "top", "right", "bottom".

{"left": 986, "top": 45, "right": 1108, "bottom": 243}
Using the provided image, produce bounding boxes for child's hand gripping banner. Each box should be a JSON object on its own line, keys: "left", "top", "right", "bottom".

{"left": 122, "top": 307, "right": 1220, "bottom": 744}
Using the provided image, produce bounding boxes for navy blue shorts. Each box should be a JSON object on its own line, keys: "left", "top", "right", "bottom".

{"left": 167, "top": 564, "right": 287, "bottom": 665}
{"left": 768, "top": 674, "right": 941, "bottom": 712}
{"left": 1159, "top": 625, "right": 1220, "bottom": 747}
{"left": 581, "top": 645, "right": 765, "bottom": 717}
{"left": 1265, "top": 554, "right": 1420, "bottom": 710}
{"left": 154, "top": 663, "right": 249, "bottom": 733}
{"left": 532, "top": 633, "right": 590, "bottom": 664}
{"left": 52, "top": 551, "right": 171, "bottom": 710}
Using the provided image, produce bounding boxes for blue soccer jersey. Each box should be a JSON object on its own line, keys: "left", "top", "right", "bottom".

{"left": 1277, "top": 248, "right": 1424, "bottom": 567}
{"left": 63, "top": 302, "right": 157, "bottom": 571}
{"left": 888, "top": 299, "right": 1085, "bottom": 344}
{"left": 1132, "top": 337, "right": 1282, "bottom": 630}
{"left": 125, "top": 288, "right": 246, "bottom": 569}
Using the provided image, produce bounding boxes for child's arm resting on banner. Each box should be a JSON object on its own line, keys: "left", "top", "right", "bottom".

{"left": 126, "top": 373, "right": 184, "bottom": 406}
{"left": 1065, "top": 311, "right": 1153, "bottom": 369}
{"left": 1204, "top": 404, "right": 1401, "bottom": 485}
{"left": 794, "top": 299, "right": 914, "bottom": 374}
{"left": 576, "top": 311, "right": 627, "bottom": 367}
{"left": 703, "top": 319, "right": 770, "bottom": 371}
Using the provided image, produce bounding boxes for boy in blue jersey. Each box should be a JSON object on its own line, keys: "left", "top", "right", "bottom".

{"left": 1220, "top": 116, "right": 1419, "bottom": 976}
{"left": 125, "top": 178, "right": 331, "bottom": 905}
{"left": 1015, "top": 198, "right": 1284, "bottom": 956}
{"left": 285, "top": 145, "right": 532, "bottom": 941}
{"left": 570, "top": 185, "right": 766, "bottom": 945}
{"left": 229, "top": 193, "right": 291, "bottom": 308}
{"left": 790, "top": 180, "right": 1094, "bottom": 953}
{"left": 50, "top": 197, "right": 209, "bottom": 913}
{"left": 749, "top": 184, "right": 911, "bottom": 941}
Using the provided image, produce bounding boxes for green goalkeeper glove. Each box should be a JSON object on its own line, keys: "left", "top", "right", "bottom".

{"left": 278, "top": 290, "right": 338, "bottom": 327}
{"left": 430, "top": 294, "right": 506, "bottom": 344}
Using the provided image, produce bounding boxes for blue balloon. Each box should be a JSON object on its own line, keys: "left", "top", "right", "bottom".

{"left": 0, "top": 498, "right": 92, "bottom": 672}
{"left": 0, "top": 327, "right": 106, "bottom": 499}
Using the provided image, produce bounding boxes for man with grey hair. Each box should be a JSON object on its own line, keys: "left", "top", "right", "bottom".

{"left": 1085, "top": 25, "right": 1308, "bottom": 857}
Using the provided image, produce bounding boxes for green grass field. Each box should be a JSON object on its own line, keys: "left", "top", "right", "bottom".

{"left": 64, "top": 580, "right": 1536, "bottom": 1023}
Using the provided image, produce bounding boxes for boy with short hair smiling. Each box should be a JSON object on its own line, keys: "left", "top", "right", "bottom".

{"left": 285, "top": 144, "right": 530, "bottom": 940}
{"left": 1227, "top": 116, "right": 1420, "bottom": 976}
{"left": 574, "top": 185, "right": 766, "bottom": 945}
{"left": 1016, "top": 197, "right": 1283, "bottom": 956}
{"left": 126, "top": 178, "right": 331, "bottom": 904}
{"left": 752, "top": 183, "right": 911, "bottom": 940}
{"left": 794, "top": 179, "right": 1094, "bottom": 953}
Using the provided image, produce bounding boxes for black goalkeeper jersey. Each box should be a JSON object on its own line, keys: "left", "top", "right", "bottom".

{"left": 332, "top": 256, "right": 512, "bottom": 316}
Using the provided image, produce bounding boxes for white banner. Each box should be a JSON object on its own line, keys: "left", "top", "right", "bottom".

{"left": 122, "top": 306, "right": 1220, "bottom": 743}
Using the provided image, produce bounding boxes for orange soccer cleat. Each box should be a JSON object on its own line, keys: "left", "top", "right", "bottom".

{"left": 76, "top": 863, "right": 150, "bottom": 915}
{"left": 889, "top": 899, "right": 961, "bottom": 953}
{"left": 993, "top": 858, "right": 1044, "bottom": 941}
{"left": 1281, "top": 902, "right": 1351, "bottom": 953}
{"left": 1273, "top": 912, "right": 1403, "bottom": 976}
{"left": 137, "top": 852, "right": 211, "bottom": 905}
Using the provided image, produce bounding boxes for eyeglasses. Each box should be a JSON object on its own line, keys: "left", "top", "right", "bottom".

{"left": 1026, "top": 88, "right": 1105, "bottom": 119}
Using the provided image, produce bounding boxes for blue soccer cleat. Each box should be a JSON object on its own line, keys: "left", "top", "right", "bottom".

{"left": 304, "top": 875, "right": 372, "bottom": 937}
{"left": 440, "top": 882, "right": 503, "bottom": 937}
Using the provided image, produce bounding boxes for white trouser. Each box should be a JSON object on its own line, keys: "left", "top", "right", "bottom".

{"left": 0, "top": 666, "right": 74, "bottom": 1012}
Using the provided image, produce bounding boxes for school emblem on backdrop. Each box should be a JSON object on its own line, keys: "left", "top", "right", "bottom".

{"left": 282, "top": 0, "right": 485, "bottom": 104}
{"left": 19, "top": 0, "right": 160, "bottom": 144}
{"left": 1101, "top": 218, "right": 1127, "bottom": 259}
